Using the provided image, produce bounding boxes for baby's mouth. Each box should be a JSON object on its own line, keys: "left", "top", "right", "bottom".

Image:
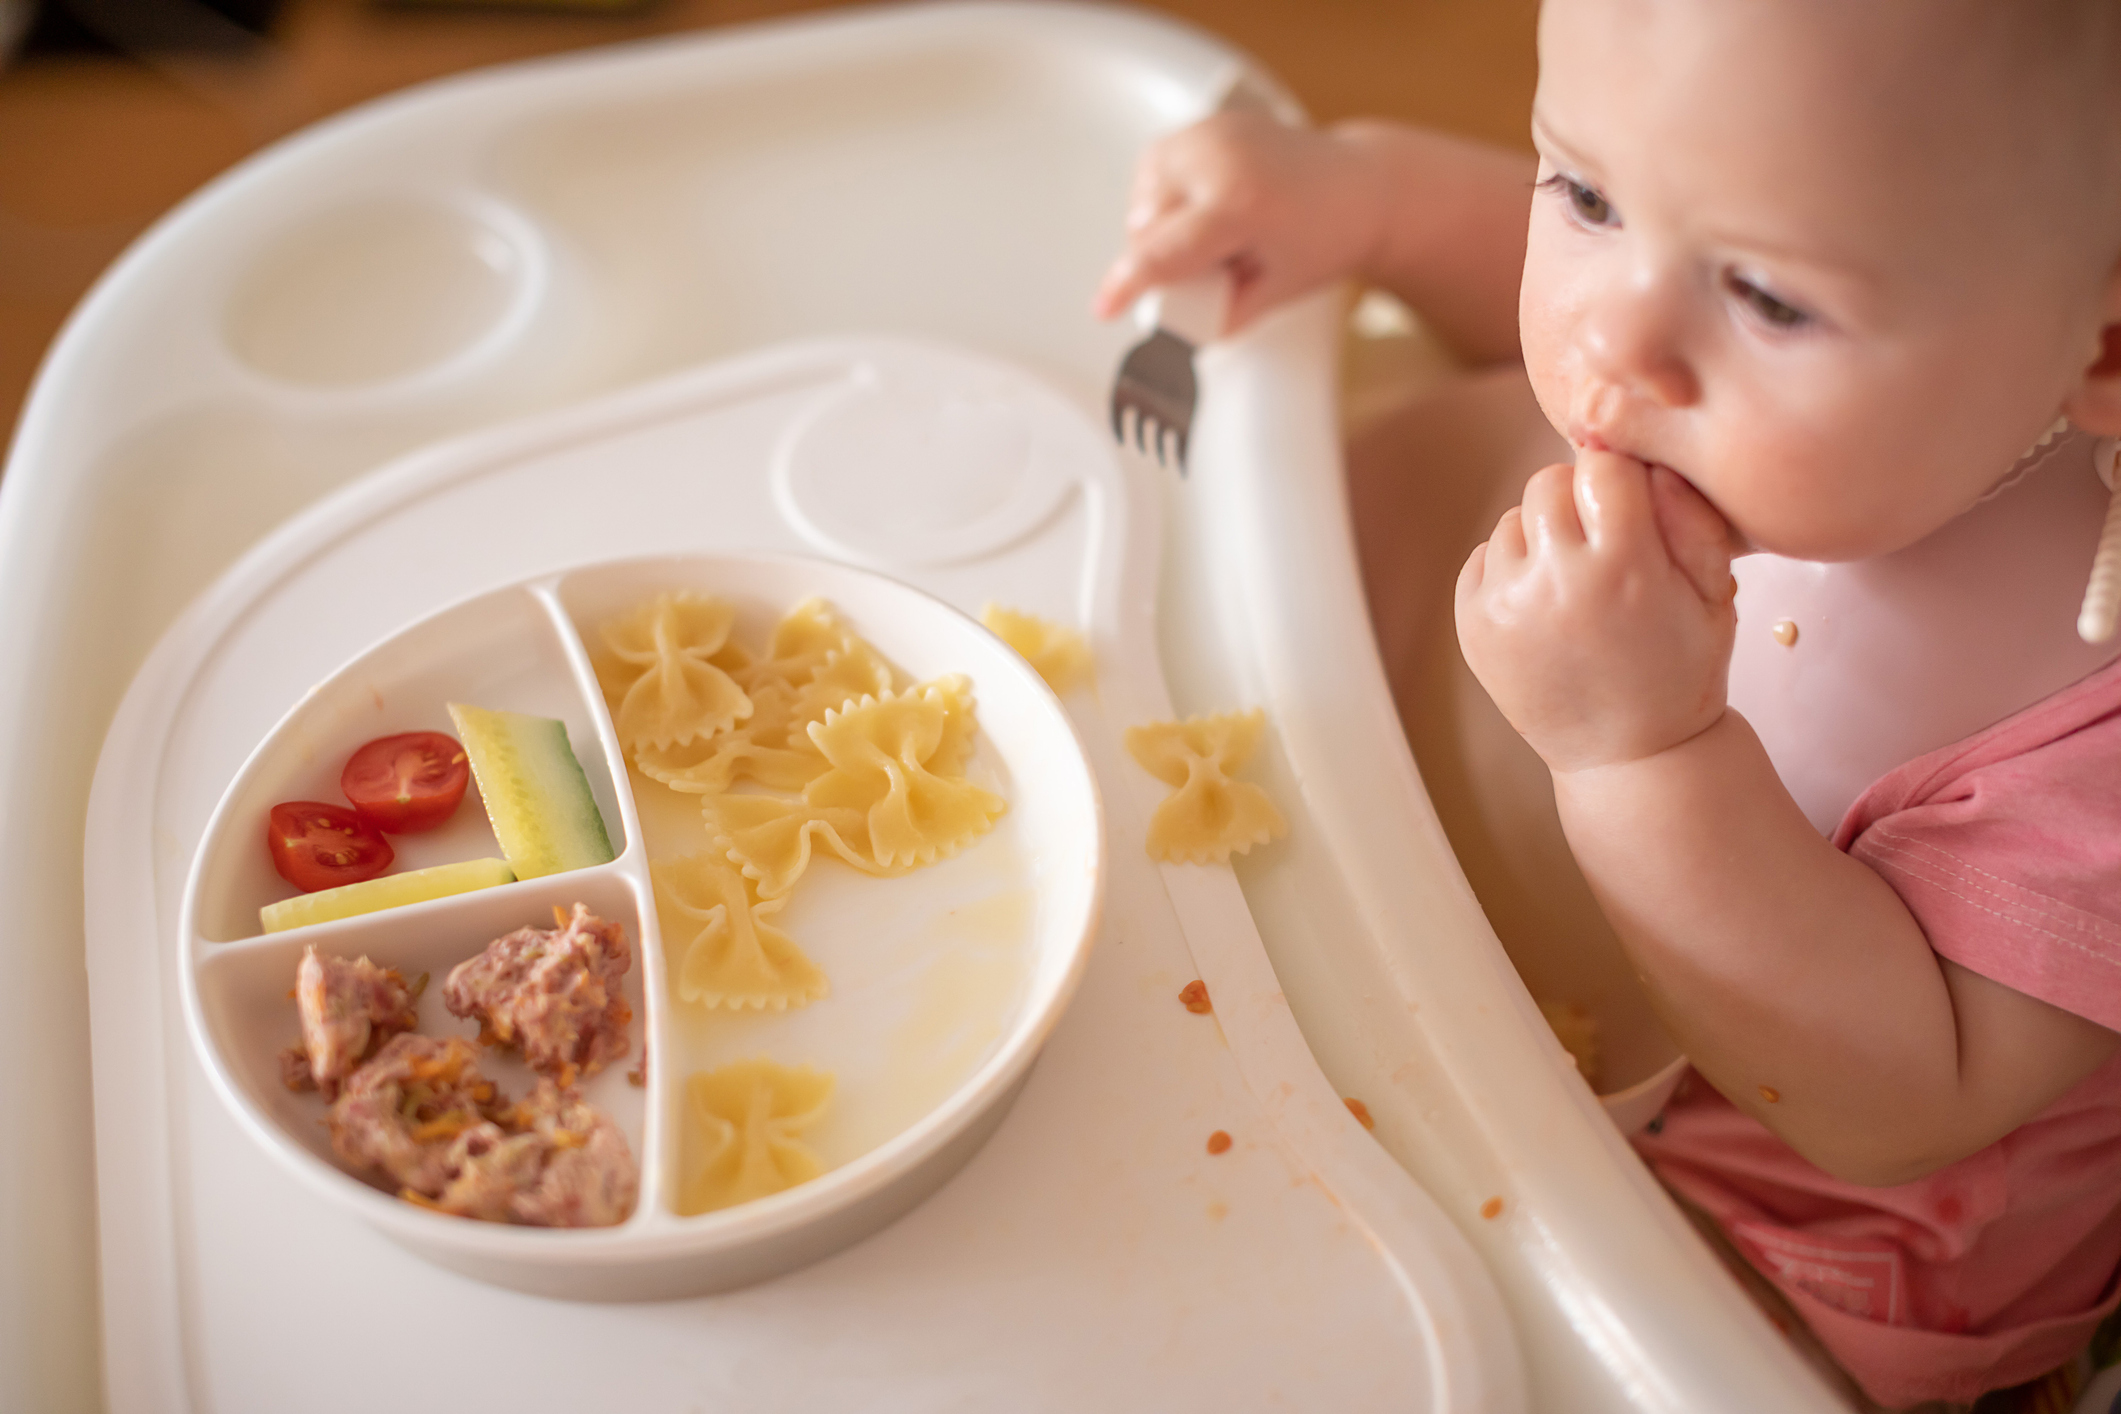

{"left": 1571, "top": 436, "right": 1757, "bottom": 556}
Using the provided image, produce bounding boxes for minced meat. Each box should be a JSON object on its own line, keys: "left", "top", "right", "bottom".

{"left": 443, "top": 903, "right": 631, "bottom": 1086}
{"left": 327, "top": 1033, "right": 637, "bottom": 1228}
{"left": 280, "top": 947, "right": 421, "bottom": 1101}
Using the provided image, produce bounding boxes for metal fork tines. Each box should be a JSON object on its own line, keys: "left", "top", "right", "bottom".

{"left": 1110, "top": 327, "right": 1198, "bottom": 470}
{"left": 1106, "top": 273, "right": 1229, "bottom": 475}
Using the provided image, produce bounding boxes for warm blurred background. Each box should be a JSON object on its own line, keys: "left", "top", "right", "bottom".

{"left": 0, "top": 0, "right": 1539, "bottom": 452}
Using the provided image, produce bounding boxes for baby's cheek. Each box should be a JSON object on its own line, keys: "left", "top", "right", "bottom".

{"left": 1515, "top": 286, "right": 1575, "bottom": 439}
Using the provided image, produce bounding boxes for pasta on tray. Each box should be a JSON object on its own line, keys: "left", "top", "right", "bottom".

{"left": 980, "top": 604, "right": 1092, "bottom": 694}
{"left": 1124, "top": 709, "right": 1288, "bottom": 864}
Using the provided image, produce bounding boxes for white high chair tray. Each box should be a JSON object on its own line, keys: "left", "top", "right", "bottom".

{"left": 1, "top": 4, "right": 1850, "bottom": 1412}
{"left": 91, "top": 330, "right": 1508, "bottom": 1410}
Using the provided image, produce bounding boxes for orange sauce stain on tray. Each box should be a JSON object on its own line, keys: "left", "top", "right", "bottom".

{"left": 1206, "top": 1129, "right": 1232, "bottom": 1155}
{"left": 1343, "top": 1097, "right": 1374, "bottom": 1130}
{"left": 1178, "top": 979, "right": 1212, "bottom": 1014}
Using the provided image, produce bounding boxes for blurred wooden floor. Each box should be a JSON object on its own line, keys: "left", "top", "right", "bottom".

{"left": 0, "top": 0, "right": 1539, "bottom": 449}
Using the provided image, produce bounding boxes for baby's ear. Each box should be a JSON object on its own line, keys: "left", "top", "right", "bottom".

{"left": 2062, "top": 275, "right": 2121, "bottom": 434}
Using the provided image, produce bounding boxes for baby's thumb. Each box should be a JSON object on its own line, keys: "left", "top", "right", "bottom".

{"left": 1648, "top": 465, "right": 1739, "bottom": 604}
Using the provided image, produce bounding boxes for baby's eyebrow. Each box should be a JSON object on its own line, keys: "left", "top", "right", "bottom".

{"left": 1528, "top": 112, "right": 1597, "bottom": 176}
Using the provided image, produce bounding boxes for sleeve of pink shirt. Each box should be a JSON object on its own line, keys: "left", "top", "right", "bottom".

{"left": 1833, "top": 655, "right": 2121, "bottom": 1033}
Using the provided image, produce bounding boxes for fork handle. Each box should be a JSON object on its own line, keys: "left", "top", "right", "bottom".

{"left": 1145, "top": 272, "right": 1232, "bottom": 348}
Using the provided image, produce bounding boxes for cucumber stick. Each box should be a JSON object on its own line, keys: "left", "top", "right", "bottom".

{"left": 260, "top": 856, "right": 515, "bottom": 934}
{"left": 447, "top": 703, "right": 616, "bottom": 880}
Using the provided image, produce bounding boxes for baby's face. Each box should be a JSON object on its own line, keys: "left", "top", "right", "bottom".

{"left": 1520, "top": 0, "right": 2118, "bottom": 560}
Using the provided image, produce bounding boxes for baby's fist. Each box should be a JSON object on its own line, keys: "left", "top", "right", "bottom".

{"left": 1455, "top": 453, "right": 1739, "bottom": 774}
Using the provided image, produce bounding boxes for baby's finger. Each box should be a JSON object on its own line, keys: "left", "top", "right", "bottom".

{"left": 1572, "top": 450, "right": 1659, "bottom": 558}
{"left": 1519, "top": 463, "right": 1584, "bottom": 554}
{"left": 1648, "top": 465, "right": 1740, "bottom": 604}
{"left": 1488, "top": 504, "right": 1528, "bottom": 563}
{"left": 1457, "top": 540, "right": 1489, "bottom": 596}
{"left": 1125, "top": 157, "right": 1182, "bottom": 233}
{"left": 1093, "top": 204, "right": 1238, "bottom": 320}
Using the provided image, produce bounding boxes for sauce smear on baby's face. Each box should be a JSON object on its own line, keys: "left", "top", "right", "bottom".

{"left": 1519, "top": 0, "right": 2121, "bottom": 565}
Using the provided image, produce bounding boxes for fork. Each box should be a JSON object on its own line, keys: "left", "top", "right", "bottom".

{"left": 1108, "top": 273, "right": 1231, "bottom": 474}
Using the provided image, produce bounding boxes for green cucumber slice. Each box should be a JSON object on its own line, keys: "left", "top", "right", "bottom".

{"left": 447, "top": 703, "right": 616, "bottom": 880}
{"left": 260, "top": 856, "right": 515, "bottom": 934}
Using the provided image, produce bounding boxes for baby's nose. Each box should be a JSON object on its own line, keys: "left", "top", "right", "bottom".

{"left": 1576, "top": 273, "right": 1700, "bottom": 410}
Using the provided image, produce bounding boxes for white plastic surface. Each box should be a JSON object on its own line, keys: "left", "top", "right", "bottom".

{"left": 0, "top": 3, "right": 1848, "bottom": 1412}
{"left": 88, "top": 331, "right": 1522, "bottom": 1409}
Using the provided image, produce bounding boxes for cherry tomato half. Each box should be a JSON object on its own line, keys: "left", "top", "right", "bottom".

{"left": 341, "top": 731, "right": 471, "bottom": 834}
{"left": 267, "top": 801, "right": 394, "bottom": 893}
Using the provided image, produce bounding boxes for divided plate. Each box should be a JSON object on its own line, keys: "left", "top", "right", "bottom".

{"left": 179, "top": 552, "right": 1103, "bottom": 1300}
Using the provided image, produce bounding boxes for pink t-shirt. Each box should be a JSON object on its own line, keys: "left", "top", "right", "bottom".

{"left": 1634, "top": 654, "right": 2121, "bottom": 1408}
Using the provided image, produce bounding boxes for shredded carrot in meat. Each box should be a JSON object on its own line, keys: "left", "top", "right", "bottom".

{"left": 550, "top": 1129, "right": 586, "bottom": 1149}
{"left": 410, "top": 1113, "right": 477, "bottom": 1144}
{"left": 407, "top": 1049, "right": 468, "bottom": 1083}
{"left": 400, "top": 1188, "right": 445, "bottom": 1211}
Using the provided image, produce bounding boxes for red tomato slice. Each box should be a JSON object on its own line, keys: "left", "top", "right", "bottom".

{"left": 267, "top": 802, "right": 394, "bottom": 893}
{"left": 341, "top": 731, "right": 471, "bottom": 834}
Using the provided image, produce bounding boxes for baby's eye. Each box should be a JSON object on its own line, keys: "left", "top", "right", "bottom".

{"left": 1537, "top": 173, "right": 1619, "bottom": 229}
{"left": 1726, "top": 273, "right": 1810, "bottom": 330}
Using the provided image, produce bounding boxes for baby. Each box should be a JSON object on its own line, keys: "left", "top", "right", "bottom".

{"left": 1100, "top": 1, "right": 2121, "bottom": 1408}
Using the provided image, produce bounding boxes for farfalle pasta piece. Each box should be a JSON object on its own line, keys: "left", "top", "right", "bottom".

{"left": 793, "top": 639, "right": 895, "bottom": 725}
{"left": 981, "top": 604, "right": 1092, "bottom": 694}
{"left": 651, "top": 851, "right": 826, "bottom": 1011}
{"left": 701, "top": 793, "right": 892, "bottom": 899}
{"left": 734, "top": 600, "right": 879, "bottom": 694}
{"left": 679, "top": 1059, "right": 834, "bottom": 1215}
{"left": 1124, "top": 709, "right": 1289, "bottom": 864}
{"left": 595, "top": 592, "right": 753, "bottom": 752}
{"left": 804, "top": 680, "right": 1005, "bottom": 869}
{"left": 919, "top": 673, "right": 980, "bottom": 780}
{"left": 634, "top": 681, "right": 827, "bottom": 795}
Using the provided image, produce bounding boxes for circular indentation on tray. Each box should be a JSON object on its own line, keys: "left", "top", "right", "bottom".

{"left": 223, "top": 196, "right": 545, "bottom": 392}
{"left": 773, "top": 361, "right": 1077, "bottom": 568}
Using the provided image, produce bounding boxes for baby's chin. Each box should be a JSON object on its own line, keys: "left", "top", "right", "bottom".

{"left": 1719, "top": 514, "right": 1902, "bottom": 564}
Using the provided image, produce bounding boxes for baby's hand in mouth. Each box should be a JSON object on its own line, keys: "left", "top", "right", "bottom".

{"left": 1454, "top": 450, "right": 1740, "bottom": 774}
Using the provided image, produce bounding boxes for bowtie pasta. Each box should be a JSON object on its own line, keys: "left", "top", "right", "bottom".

{"left": 651, "top": 851, "right": 827, "bottom": 1011}
{"left": 594, "top": 592, "right": 754, "bottom": 753}
{"left": 1124, "top": 709, "right": 1288, "bottom": 864}
{"left": 601, "top": 592, "right": 1014, "bottom": 1216}
{"left": 679, "top": 1058, "right": 834, "bottom": 1216}
{"left": 804, "top": 681, "right": 1006, "bottom": 870}
{"left": 980, "top": 604, "right": 1092, "bottom": 694}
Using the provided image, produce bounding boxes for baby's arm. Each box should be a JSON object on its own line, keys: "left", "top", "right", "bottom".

{"left": 1458, "top": 453, "right": 2121, "bottom": 1185}
{"left": 1094, "top": 111, "right": 1533, "bottom": 363}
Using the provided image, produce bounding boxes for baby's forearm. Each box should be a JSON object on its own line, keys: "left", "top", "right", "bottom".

{"left": 1334, "top": 122, "right": 1533, "bottom": 367}
{"left": 1551, "top": 711, "right": 2112, "bottom": 1184}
